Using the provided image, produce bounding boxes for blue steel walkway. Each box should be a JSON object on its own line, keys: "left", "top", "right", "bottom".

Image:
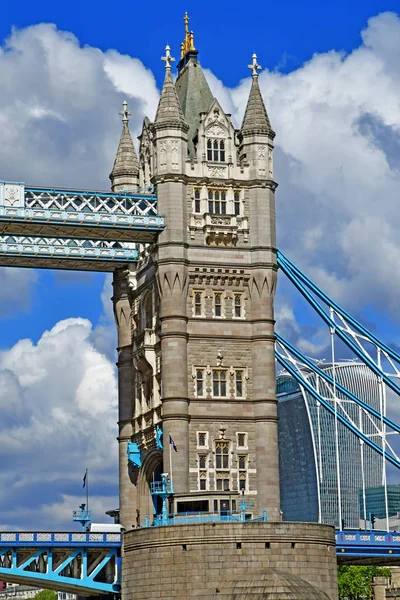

{"left": 336, "top": 530, "right": 400, "bottom": 565}
{"left": 0, "top": 181, "right": 163, "bottom": 271}
{"left": 0, "top": 531, "right": 121, "bottom": 595}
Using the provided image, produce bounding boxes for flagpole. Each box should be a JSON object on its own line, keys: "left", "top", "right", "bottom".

{"left": 169, "top": 433, "right": 173, "bottom": 487}
{"left": 86, "top": 469, "right": 89, "bottom": 512}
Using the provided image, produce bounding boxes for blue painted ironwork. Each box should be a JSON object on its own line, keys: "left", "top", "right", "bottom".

{"left": 155, "top": 425, "right": 163, "bottom": 450}
{"left": 151, "top": 474, "right": 174, "bottom": 523}
{"left": 0, "top": 182, "right": 157, "bottom": 215}
{"left": 0, "top": 531, "right": 121, "bottom": 547}
{"left": 127, "top": 441, "right": 142, "bottom": 468}
{"left": 72, "top": 504, "right": 92, "bottom": 531}
{"left": 0, "top": 531, "right": 121, "bottom": 595}
{"left": 144, "top": 510, "right": 269, "bottom": 528}
{"left": 0, "top": 237, "right": 137, "bottom": 263}
{"left": 336, "top": 529, "right": 400, "bottom": 558}
{"left": 275, "top": 333, "right": 400, "bottom": 435}
{"left": 277, "top": 251, "right": 400, "bottom": 397}
{"left": 0, "top": 205, "right": 164, "bottom": 237}
{"left": 274, "top": 346, "right": 400, "bottom": 469}
{"left": 239, "top": 491, "right": 253, "bottom": 522}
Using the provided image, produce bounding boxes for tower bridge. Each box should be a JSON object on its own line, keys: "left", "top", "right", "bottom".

{"left": 1, "top": 13, "right": 400, "bottom": 600}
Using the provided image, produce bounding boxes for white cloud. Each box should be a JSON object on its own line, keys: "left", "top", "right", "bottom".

{"left": 0, "top": 318, "right": 118, "bottom": 530}
{"left": 230, "top": 12, "right": 400, "bottom": 328}
{"left": 1, "top": 12, "right": 400, "bottom": 528}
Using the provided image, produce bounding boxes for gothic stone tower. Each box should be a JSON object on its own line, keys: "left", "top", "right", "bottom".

{"left": 111, "top": 18, "right": 280, "bottom": 527}
{"left": 112, "top": 17, "right": 338, "bottom": 600}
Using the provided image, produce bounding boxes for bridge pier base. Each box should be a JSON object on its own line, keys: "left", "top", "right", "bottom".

{"left": 122, "top": 522, "right": 338, "bottom": 599}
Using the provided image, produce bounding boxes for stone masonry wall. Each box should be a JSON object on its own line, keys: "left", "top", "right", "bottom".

{"left": 122, "top": 522, "right": 338, "bottom": 600}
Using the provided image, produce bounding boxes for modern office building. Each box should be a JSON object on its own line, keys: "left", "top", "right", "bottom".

{"left": 359, "top": 484, "right": 400, "bottom": 520}
{"left": 277, "top": 361, "right": 383, "bottom": 528}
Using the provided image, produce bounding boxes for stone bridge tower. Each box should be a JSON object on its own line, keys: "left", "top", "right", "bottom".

{"left": 111, "top": 16, "right": 338, "bottom": 600}
{"left": 110, "top": 17, "right": 280, "bottom": 528}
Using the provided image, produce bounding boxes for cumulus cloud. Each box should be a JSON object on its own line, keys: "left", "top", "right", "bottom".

{"left": 1, "top": 13, "right": 400, "bottom": 527}
{"left": 0, "top": 318, "right": 118, "bottom": 530}
{"left": 0, "top": 23, "right": 159, "bottom": 189}
{"left": 0, "top": 22, "right": 159, "bottom": 314}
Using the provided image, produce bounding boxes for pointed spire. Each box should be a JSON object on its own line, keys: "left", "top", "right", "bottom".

{"left": 109, "top": 101, "right": 139, "bottom": 192}
{"left": 241, "top": 54, "right": 272, "bottom": 136}
{"left": 154, "top": 46, "right": 188, "bottom": 130}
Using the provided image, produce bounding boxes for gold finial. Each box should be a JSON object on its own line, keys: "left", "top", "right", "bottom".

{"left": 181, "top": 12, "right": 196, "bottom": 58}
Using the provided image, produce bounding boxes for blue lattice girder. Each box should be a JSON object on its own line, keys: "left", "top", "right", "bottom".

{"left": 275, "top": 345, "right": 400, "bottom": 469}
{"left": 0, "top": 206, "right": 164, "bottom": 243}
{"left": 0, "top": 541, "right": 120, "bottom": 595}
{"left": 277, "top": 251, "right": 400, "bottom": 397}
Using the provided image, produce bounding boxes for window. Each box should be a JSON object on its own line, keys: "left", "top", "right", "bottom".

{"left": 233, "top": 294, "right": 244, "bottom": 319}
{"left": 216, "top": 475, "right": 230, "bottom": 491}
{"left": 234, "top": 191, "right": 241, "bottom": 216}
{"left": 208, "top": 190, "right": 227, "bottom": 215}
{"left": 238, "top": 455, "right": 247, "bottom": 470}
{"left": 207, "top": 139, "right": 225, "bottom": 162}
{"left": 143, "top": 292, "right": 153, "bottom": 329}
{"left": 197, "top": 432, "right": 208, "bottom": 448}
{"left": 199, "top": 455, "right": 207, "bottom": 469}
{"left": 194, "top": 189, "right": 201, "bottom": 213}
{"left": 238, "top": 471, "right": 247, "bottom": 491}
{"left": 199, "top": 476, "right": 207, "bottom": 491}
{"left": 196, "top": 369, "right": 205, "bottom": 397}
{"left": 214, "top": 293, "right": 223, "bottom": 317}
{"left": 215, "top": 441, "right": 229, "bottom": 469}
{"left": 213, "top": 370, "right": 227, "bottom": 397}
{"left": 193, "top": 291, "right": 203, "bottom": 316}
{"left": 235, "top": 370, "right": 244, "bottom": 398}
{"left": 237, "top": 433, "right": 247, "bottom": 448}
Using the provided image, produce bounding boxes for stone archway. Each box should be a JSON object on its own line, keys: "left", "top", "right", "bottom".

{"left": 137, "top": 449, "right": 163, "bottom": 524}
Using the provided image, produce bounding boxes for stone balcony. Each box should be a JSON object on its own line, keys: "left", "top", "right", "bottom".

{"left": 189, "top": 213, "right": 249, "bottom": 246}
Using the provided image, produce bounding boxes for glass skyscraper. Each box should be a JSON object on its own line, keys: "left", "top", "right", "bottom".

{"left": 277, "top": 362, "right": 383, "bottom": 528}
{"left": 359, "top": 484, "right": 400, "bottom": 520}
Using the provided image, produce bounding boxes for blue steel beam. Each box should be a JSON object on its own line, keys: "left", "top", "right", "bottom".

{"left": 275, "top": 333, "right": 400, "bottom": 435}
{"left": 0, "top": 533, "right": 121, "bottom": 595}
{"left": 277, "top": 251, "right": 400, "bottom": 397}
{"left": 0, "top": 182, "right": 163, "bottom": 243}
{"left": 0, "top": 206, "right": 164, "bottom": 243}
{"left": 274, "top": 350, "right": 400, "bottom": 469}
{"left": 277, "top": 250, "right": 400, "bottom": 366}
{"left": 0, "top": 239, "right": 138, "bottom": 271}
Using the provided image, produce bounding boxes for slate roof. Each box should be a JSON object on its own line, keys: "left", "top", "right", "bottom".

{"left": 175, "top": 51, "right": 214, "bottom": 154}
{"left": 109, "top": 121, "right": 139, "bottom": 180}
{"left": 241, "top": 75, "right": 272, "bottom": 136}
{"left": 154, "top": 69, "right": 187, "bottom": 129}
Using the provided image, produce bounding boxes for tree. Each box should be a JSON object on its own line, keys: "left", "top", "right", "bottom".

{"left": 33, "top": 590, "right": 57, "bottom": 600}
{"left": 338, "top": 566, "right": 391, "bottom": 600}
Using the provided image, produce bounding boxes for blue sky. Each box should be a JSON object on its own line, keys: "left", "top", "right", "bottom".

{"left": 0, "top": 1, "right": 400, "bottom": 530}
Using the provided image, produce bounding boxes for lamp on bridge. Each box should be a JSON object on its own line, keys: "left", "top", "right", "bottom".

{"left": 72, "top": 503, "right": 92, "bottom": 531}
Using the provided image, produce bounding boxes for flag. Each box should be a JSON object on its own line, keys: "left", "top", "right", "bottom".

{"left": 83, "top": 469, "right": 87, "bottom": 488}
{"left": 169, "top": 434, "right": 178, "bottom": 452}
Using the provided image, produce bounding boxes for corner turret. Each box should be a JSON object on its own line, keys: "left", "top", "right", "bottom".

{"left": 110, "top": 101, "right": 139, "bottom": 192}
{"left": 239, "top": 54, "right": 275, "bottom": 180}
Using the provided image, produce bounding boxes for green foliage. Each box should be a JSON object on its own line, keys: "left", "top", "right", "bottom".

{"left": 338, "top": 566, "right": 391, "bottom": 600}
{"left": 33, "top": 590, "right": 58, "bottom": 600}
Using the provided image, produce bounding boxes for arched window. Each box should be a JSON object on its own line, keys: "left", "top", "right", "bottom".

{"left": 143, "top": 292, "right": 153, "bottom": 329}
{"left": 207, "top": 139, "right": 226, "bottom": 162}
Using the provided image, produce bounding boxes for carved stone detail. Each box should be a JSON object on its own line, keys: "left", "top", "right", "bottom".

{"left": 248, "top": 270, "right": 277, "bottom": 300}
{"left": 4, "top": 185, "right": 22, "bottom": 207}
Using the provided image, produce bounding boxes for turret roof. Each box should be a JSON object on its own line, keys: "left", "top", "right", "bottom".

{"left": 241, "top": 54, "right": 272, "bottom": 136}
{"left": 154, "top": 46, "right": 188, "bottom": 130}
{"left": 109, "top": 102, "right": 139, "bottom": 181}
